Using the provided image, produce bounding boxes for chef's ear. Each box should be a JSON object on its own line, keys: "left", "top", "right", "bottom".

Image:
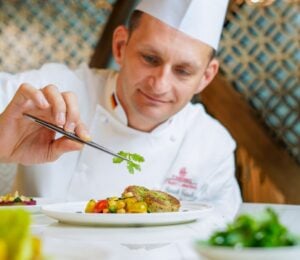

{"left": 195, "top": 58, "right": 219, "bottom": 94}
{"left": 112, "top": 25, "right": 129, "bottom": 66}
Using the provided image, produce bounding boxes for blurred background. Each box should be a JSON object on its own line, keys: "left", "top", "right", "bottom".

{"left": 0, "top": 0, "right": 299, "bottom": 203}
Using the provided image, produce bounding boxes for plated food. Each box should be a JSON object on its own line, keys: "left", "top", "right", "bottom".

{"left": 195, "top": 208, "right": 300, "bottom": 260}
{"left": 0, "top": 191, "right": 36, "bottom": 206}
{"left": 85, "top": 185, "right": 180, "bottom": 214}
{"left": 204, "top": 208, "right": 298, "bottom": 247}
{"left": 42, "top": 200, "right": 211, "bottom": 226}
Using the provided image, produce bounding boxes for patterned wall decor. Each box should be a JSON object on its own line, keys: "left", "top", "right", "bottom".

{"left": 0, "top": 0, "right": 116, "bottom": 73}
{"left": 218, "top": 0, "right": 300, "bottom": 163}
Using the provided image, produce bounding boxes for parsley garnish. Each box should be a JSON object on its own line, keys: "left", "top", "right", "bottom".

{"left": 113, "top": 151, "right": 145, "bottom": 174}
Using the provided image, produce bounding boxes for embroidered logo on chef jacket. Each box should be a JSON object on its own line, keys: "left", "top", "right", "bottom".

{"left": 164, "top": 167, "right": 198, "bottom": 200}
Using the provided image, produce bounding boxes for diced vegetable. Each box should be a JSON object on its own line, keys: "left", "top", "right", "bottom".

{"left": 127, "top": 201, "right": 148, "bottom": 213}
{"left": 124, "top": 197, "right": 137, "bottom": 211}
{"left": 117, "top": 208, "right": 126, "bottom": 214}
{"left": 102, "top": 209, "right": 109, "bottom": 213}
{"left": 108, "top": 200, "right": 117, "bottom": 213}
{"left": 84, "top": 199, "right": 97, "bottom": 213}
{"left": 93, "top": 200, "right": 108, "bottom": 213}
{"left": 116, "top": 200, "right": 126, "bottom": 210}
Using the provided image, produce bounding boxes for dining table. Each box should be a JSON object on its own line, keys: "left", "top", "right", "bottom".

{"left": 30, "top": 202, "right": 300, "bottom": 260}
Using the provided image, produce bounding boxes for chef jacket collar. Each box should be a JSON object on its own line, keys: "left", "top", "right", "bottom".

{"left": 105, "top": 71, "right": 174, "bottom": 135}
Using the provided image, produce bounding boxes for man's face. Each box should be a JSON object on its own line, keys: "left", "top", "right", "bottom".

{"left": 114, "top": 14, "right": 218, "bottom": 132}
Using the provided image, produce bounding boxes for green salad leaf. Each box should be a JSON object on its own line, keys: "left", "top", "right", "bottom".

{"left": 203, "top": 208, "right": 299, "bottom": 248}
{"left": 113, "top": 151, "right": 145, "bottom": 174}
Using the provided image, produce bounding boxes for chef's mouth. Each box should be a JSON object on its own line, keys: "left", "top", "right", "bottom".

{"left": 138, "top": 89, "right": 170, "bottom": 104}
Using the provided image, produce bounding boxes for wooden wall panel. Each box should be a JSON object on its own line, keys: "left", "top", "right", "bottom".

{"left": 200, "top": 74, "right": 300, "bottom": 203}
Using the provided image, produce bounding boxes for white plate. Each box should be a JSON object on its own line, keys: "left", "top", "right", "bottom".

{"left": 42, "top": 201, "right": 212, "bottom": 226}
{"left": 194, "top": 243, "right": 300, "bottom": 260}
{"left": 0, "top": 198, "right": 57, "bottom": 214}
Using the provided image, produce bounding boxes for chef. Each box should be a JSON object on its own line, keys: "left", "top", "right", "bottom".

{"left": 0, "top": 0, "right": 241, "bottom": 220}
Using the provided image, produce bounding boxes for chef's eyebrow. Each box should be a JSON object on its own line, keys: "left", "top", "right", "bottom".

{"left": 140, "top": 46, "right": 202, "bottom": 71}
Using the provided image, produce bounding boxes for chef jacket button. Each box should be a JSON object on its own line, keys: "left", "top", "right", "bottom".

{"left": 170, "top": 136, "right": 176, "bottom": 142}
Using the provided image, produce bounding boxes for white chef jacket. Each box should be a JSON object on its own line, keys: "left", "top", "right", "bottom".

{"left": 0, "top": 63, "right": 241, "bottom": 220}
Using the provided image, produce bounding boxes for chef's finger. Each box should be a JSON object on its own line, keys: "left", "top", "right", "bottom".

{"left": 9, "top": 83, "right": 49, "bottom": 112}
{"left": 74, "top": 122, "right": 91, "bottom": 141}
{"left": 61, "top": 91, "right": 80, "bottom": 133}
{"left": 41, "top": 84, "right": 66, "bottom": 126}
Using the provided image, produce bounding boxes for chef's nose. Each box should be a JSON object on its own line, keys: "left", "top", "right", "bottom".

{"left": 149, "top": 66, "right": 172, "bottom": 93}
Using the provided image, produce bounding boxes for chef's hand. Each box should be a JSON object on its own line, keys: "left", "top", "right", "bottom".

{"left": 0, "top": 83, "right": 90, "bottom": 164}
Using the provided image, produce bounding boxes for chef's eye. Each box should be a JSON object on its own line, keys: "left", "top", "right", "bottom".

{"left": 142, "top": 54, "right": 160, "bottom": 66}
{"left": 174, "top": 67, "right": 191, "bottom": 77}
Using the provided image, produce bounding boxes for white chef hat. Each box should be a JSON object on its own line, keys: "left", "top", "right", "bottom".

{"left": 135, "top": 0, "right": 229, "bottom": 50}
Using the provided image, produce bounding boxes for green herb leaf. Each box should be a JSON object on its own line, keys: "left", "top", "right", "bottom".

{"left": 112, "top": 157, "right": 124, "bottom": 164}
{"left": 113, "top": 151, "right": 145, "bottom": 174}
{"left": 130, "top": 153, "right": 145, "bottom": 163}
{"left": 127, "top": 164, "right": 134, "bottom": 174}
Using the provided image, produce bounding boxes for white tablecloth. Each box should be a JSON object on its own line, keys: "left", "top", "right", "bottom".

{"left": 30, "top": 203, "right": 300, "bottom": 260}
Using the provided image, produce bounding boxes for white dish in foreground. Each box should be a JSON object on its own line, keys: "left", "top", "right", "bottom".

{"left": 194, "top": 243, "right": 300, "bottom": 260}
{"left": 42, "top": 201, "right": 212, "bottom": 226}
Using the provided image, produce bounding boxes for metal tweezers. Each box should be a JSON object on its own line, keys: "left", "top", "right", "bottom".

{"left": 23, "top": 113, "right": 132, "bottom": 163}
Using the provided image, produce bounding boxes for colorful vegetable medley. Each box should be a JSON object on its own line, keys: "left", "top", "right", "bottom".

{"left": 85, "top": 193, "right": 148, "bottom": 214}
{"left": 84, "top": 185, "right": 180, "bottom": 214}
{"left": 202, "top": 208, "right": 299, "bottom": 248}
{"left": 0, "top": 191, "right": 36, "bottom": 206}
